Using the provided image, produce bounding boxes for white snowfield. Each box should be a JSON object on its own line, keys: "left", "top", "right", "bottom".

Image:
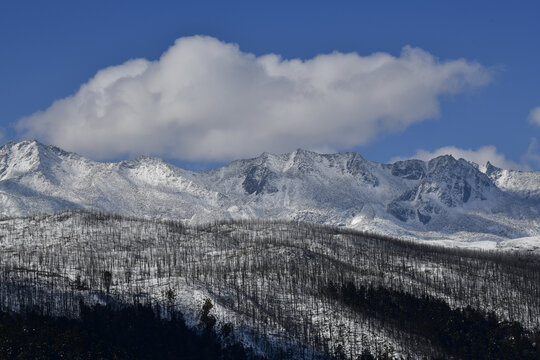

{"left": 0, "top": 140, "right": 539, "bottom": 251}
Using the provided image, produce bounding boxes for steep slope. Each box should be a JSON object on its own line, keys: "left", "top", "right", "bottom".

{"left": 0, "top": 140, "right": 538, "bottom": 249}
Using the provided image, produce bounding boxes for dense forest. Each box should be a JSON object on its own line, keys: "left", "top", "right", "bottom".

{"left": 0, "top": 301, "right": 253, "bottom": 359}
{"left": 324, "top": 281, "right": 538, "bottom": 359}
{"left": 0, "top": 211, "right": 538, "bottom": 359}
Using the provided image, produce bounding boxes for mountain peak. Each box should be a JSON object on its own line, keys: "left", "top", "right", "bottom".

{"left": 1, "top": 139, "right": 75, "bottom": 158}
{"left": 1, "top": 139, "right": 39, "bottom": 151}
{"left": 293, "top": 148, "right": 316, "bottom": 155}
{"left": 2, "top": 139, "right": 50, "bottom": 160}
{"left": 484, "top": 161, "right": 502, "bottom": 175}
{"left": 0, "top": 140, "right": 47, "bottom": 179}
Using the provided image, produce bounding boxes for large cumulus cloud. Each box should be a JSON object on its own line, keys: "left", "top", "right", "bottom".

{"left": 17, "top": 36, "right": 491, "bottom": 161}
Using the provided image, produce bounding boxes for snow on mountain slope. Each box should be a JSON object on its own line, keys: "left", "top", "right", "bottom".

{"left": 198, "top": 150, "right": 407, "bottom": 222}
{"left": 484, "top": 162, "right": 540, "bottom": 198}
{"left": 496, "top": 236, "right": 540, "bottom": 252}
{"left": 0, "top": 140, "right": 539, "bottom": 249}
{"left": 0, "top": 141, "right": 227, "bottom": 221}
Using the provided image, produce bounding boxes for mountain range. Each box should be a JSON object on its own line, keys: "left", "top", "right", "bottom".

{"left": 1, "top": 140, "right": 539, "bottom": 250}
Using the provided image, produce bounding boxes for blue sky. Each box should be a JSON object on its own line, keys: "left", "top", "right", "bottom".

{"left": 1, "top": 1, "right": 539, "bottom": 170}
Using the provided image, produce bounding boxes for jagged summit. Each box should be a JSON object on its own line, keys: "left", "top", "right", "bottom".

{"left": 0, "top": 140, "right": 66, "bottom": 180}
{"left": 0, "top": 140, "right": 538, "bottom": 249}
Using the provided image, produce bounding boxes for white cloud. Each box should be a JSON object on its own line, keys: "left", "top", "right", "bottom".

{"left": 392, "top": 145, "right": 525, "bottom": 170}
{"left": 522, "top": 138, "right": 540, "bottom": 168}
{"left": 529, "top": 107, "right": 540, "bottom": 127}
{"left": 17, "top": 36, "right": 491, "bottom": 162}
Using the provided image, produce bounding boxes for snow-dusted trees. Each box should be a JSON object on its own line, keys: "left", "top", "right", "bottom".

{"left": 0, "top": 211, "right": 538, "bottom": 359}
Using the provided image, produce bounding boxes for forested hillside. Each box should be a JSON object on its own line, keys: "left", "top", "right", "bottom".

{"left": 0, "top": 211, "right": 538, "bottom": 358}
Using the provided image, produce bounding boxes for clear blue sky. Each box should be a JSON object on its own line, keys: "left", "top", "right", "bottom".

{"left": 1, "top": 1, "right": 539, "bottom": 170}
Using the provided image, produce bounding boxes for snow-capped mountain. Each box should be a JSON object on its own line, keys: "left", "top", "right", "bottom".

{"left": 1, "top": 140, "right": 539, "bottom": 249}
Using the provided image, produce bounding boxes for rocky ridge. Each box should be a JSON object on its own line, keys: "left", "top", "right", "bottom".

{"left": 0, "top": 140, "right": 538, "bottom": 250}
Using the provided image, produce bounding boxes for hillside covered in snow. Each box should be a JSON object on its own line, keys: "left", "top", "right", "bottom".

{"left": 0, "top": 140, "right": 539, "bottom": 250}
{"left": 0, "top": 212, "right": 538, "bottom": 359}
